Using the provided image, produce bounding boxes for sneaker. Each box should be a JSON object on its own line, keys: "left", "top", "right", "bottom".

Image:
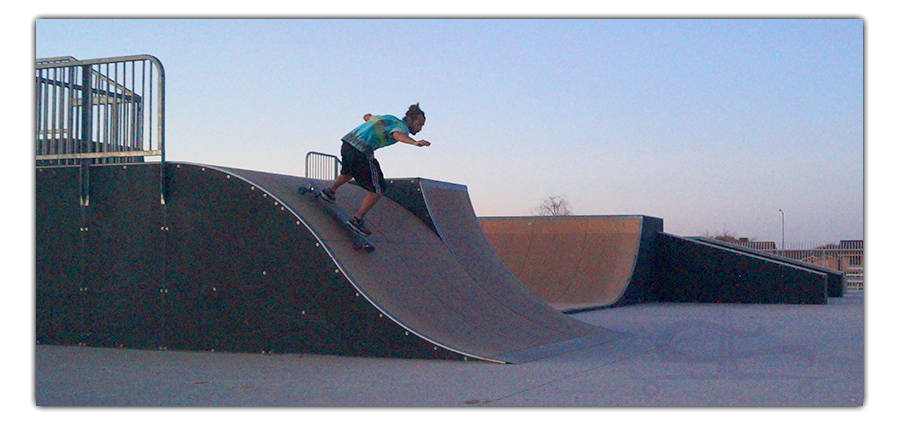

{"left": 318, "top": 188, "right": 336, "bottom": 203}
{"left": 347, "top": 217, "right": 372, "bottom": 236}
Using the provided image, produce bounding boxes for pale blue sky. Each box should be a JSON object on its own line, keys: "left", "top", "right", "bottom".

{"left": 35, "top": 18, "right": 863, "bottom": 244}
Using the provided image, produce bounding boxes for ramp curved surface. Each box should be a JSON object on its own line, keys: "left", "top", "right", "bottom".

{"left": 36, "top": 163, "right": 618, "bottom": 364}
{"left": 478, "top": 216, "right": 662, "bottom": 311}
{"left": 384, "top": 179, "right": 589, "bottom": 328}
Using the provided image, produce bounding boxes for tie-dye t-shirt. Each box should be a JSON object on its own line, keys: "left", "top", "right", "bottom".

{"left": 341, "top": 115, "right": 409, "bottom": 155}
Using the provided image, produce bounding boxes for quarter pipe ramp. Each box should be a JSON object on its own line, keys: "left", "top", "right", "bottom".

{"left": 384, "top": 180, "right": 661, "bottom": 312}
{"left": 478, "top": 216, "right": 662, "bottom": 312}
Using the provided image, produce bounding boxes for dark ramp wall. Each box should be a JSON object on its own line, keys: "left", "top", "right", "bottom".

{"left": 690, "top": 237, "right": 844, "bottom": 298}
{"left": 37, "top": 164, "right": 618, "bottom": 363}
{"left": 654, "top": 234, "right": 830, "bottom": 304}
{"left": 36, "top": 163, "right": 458, "bottom": 359}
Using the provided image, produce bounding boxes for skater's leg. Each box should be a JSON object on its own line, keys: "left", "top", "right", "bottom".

{"left": 329, "top": 174, "right": 352, "bottom": 192}
{"left": 354, "top": 192, "right": 381, "bottom": 221}
{"left": 316, "top": 174, "right": 350, "bottom": 202}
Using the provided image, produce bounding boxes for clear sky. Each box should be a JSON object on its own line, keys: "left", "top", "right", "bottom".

{"left": 35, "top": 18, "right": 863, "bottom": 244}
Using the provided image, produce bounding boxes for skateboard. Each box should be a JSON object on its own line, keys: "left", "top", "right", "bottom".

{"left": 298, "top": 180, "right": 375, "bottom": 253}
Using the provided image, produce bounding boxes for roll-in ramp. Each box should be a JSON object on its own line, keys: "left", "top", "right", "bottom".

{"left": 384, "top": 179, "right": 586, "bottom": 317}
{"left": 36, "top": 163, "right": 620, "bottom": 363}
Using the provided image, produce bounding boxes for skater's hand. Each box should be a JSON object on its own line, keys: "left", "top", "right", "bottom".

{"left": 394, "top": 131, "right": 431, "bottom": 147}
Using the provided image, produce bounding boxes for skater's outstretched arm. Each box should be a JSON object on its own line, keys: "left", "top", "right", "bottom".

{"left": 392, "top": 131, "right": 430, "bottom": 147}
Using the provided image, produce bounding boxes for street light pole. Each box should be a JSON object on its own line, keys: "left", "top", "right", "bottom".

{"left": 778, "top": 209, "right": 785, "bottom": 250}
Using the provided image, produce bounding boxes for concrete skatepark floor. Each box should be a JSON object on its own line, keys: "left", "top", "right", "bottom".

{"left": 27, "top": 290, "right": 892, "bottom": 441}
{"left": 36, "top": 292, "right": 863, "bottom": 407}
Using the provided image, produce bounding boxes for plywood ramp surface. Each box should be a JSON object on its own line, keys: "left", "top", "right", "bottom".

{"left": 479, "top": 216, "right": 658, "bottom": 311}
{"left": 217, "top": 168, "right": 620, "bottom": 363}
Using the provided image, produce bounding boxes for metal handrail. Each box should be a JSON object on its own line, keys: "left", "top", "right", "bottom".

{"left": 35, "top": 54, "right": 165, "bottom": 165}
{"left": 305, "top": 151, "right": 341, "bottom": 180}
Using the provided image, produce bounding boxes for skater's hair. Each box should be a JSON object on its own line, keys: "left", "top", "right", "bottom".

{"left": 405, "top": 103, "right": 425, "bottom": 122}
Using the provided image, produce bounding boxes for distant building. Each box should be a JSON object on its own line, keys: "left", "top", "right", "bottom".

{"left": 775, "top": 240, "right": 863, "bottom": 291}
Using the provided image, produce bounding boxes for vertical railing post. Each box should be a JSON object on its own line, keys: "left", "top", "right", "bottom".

{"left": 79, "top": 64, "right": 93, "bottom": 206}
{"left": 157, "top": 58, "right": 167, "bottom": 205}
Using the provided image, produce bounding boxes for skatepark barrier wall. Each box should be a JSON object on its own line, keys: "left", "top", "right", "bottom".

{"left": 688, "top": 236, "right": 844, "bottom": 298}
{"left": 653, "top": 234, "right": 832, "bottom": 304}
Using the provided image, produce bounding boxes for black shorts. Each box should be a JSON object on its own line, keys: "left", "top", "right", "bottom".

{"left": 340, "top": 142, "right": 386, "bottom": 194}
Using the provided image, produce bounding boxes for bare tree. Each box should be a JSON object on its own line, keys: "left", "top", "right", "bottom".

{"left": 534, "top": 195, "right": 574, "bottom": 216}
{"left": 701, "top": 230, "right": 756, "bottom": 243}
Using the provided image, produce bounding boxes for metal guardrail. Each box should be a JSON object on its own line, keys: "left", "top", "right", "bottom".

{"left": 36, "top": 54, "right": 167, "bottom": 206}
{"left": 305, "top": 151, "right": 341, "bottom": 180}
{"left": 35, "top": 55, "right": 165, "bottom": 165}
{"left": 843, "top": 266, "right": 863, "bottom": 291}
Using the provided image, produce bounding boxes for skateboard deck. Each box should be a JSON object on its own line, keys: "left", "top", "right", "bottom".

{"left": 298, "top": 180, "right": 375, "bottom": 253}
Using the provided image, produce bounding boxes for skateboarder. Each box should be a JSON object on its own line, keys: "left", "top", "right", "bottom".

{"left": 319, "top": 103, "right": 430, "bottom": 235}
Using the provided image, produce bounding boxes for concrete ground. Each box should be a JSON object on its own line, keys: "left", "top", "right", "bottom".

{"left": 30, "top": 291, "right": 877, "bottom": 439}
{"left": 36, "top": 291, "right": 865, "bottom": 407}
